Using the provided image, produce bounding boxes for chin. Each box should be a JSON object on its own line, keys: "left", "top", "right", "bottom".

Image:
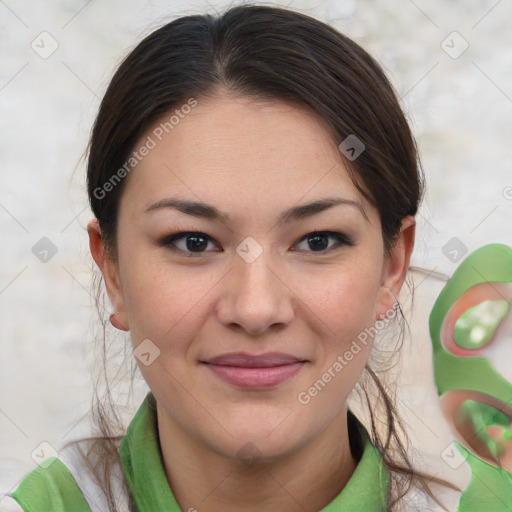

{"left": 206, "top": 415, "right": 307, "bottom": 464}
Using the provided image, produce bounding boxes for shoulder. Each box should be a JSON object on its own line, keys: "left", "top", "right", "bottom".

{"left": 4, "top": 439, "right": 130, "bottom": 512}
{"left": 5, "top": 456, "right": 91, "bottom": 512}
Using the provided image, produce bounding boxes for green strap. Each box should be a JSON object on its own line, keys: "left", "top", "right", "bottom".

{"left": 9, "top": 457, "right": 92, "bottom": 512}
{"left": 319, "top": 440, "right": 389, "bottom": 511}
{"left": 455, "top": 444, "right": 512, "bottom": 512}
{"left": 120, "top": 393, "right": 183, "bottom": 511}
{"left": 429, "top": 243, "right": 512, "bottom": 401}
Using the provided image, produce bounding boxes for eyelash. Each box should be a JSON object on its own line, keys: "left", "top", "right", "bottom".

{"left": 158, "top": 230, "right": 354, "bottom": 257}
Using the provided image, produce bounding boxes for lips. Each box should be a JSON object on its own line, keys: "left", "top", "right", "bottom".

{"left": 200, "top": 352, "right": 307, "bottom": 389}
{"left": 203, "top": 352, "right": 305, "bottom": 367}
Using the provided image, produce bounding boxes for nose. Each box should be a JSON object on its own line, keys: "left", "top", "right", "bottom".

{"left": 215, "top": 249, "right": 295, "bottom": 336}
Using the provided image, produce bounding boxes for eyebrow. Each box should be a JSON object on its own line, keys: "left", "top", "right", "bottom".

{"left": 143, "top": 196, "right": 368, "bottom": 224}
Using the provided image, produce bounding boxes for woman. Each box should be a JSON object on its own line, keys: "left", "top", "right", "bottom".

{"left": 5, "top": 4, "right": 506, "bottom": 511}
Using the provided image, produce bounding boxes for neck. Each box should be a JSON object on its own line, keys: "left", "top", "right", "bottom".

{"left": 156, "top": 404, "right": 358, "bottom": 512}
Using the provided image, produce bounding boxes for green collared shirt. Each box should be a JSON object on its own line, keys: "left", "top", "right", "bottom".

{"left": 10, "top": 392, "right": 389, "bottom": 512}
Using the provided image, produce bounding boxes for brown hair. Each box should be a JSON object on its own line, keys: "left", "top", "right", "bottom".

{"left": 75, "top": 4, "right": 457, "bottom": 510}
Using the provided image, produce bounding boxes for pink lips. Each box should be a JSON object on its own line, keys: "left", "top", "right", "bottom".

{"left": 201, "top": 352, "right": 307, "bottom": 389}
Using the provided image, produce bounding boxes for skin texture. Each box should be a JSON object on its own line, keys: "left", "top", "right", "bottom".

{"left": 88, "top": 90, "right": 415, "bottom": 512}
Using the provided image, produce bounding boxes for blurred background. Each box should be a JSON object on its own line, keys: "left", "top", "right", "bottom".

{"left": 1, "top": 0, "right": 511, "bottom": 501}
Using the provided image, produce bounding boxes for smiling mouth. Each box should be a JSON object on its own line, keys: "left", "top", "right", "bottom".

{"left": 200, "top": 352, "right": 308, "bottom": 389}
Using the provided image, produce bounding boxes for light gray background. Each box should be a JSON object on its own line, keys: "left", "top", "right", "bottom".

{"left": 1, "top": 0, "right": 511, "bottom": 499}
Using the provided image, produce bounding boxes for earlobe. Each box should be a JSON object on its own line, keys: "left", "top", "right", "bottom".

{"left": 376, "top": 215, "right": 416, "bottom": 319}
{"left": 377, "top": 289, "right": 399, "bottom": 320}
{"left": 87, "top": 218, "right": 130, "bottom": 331}
{"left": 109, "top": 312, "right": 128, "bottom": 331}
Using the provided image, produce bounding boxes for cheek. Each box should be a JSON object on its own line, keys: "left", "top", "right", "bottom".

{"left": 296, "top": 263, "right": 382, "bottom": 372}
{"left": 120, "top": 261, "right": 219, "bottom": 394}
{"left": 119, "top": 249, "right": 216, "bottom": 346}
{"left": 311, "top": 264, "right": 381, "bottom": 328}
{"left": 317, "top": 265, "right": 383, "bottom": 378}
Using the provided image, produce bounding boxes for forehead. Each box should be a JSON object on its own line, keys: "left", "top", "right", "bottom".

{"left": 118, "top": 92, "right": 372, "bottom": 224}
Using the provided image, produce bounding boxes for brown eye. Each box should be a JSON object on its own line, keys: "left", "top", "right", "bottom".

{"left": 294, "top": 231, "right": 354, "bottom": 253}
{"left": 160, "top": 232, "right": 218, "bottom": 255}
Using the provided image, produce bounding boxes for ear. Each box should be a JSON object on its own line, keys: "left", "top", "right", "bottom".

{"left": 87, "top": 218, "right": 129, "bottom": 331}
{"left": 376, "top": 215, "right": 416, "bottom": 320}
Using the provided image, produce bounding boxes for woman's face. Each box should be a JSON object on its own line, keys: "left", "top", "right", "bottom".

{"left": 89, "top": 91, "right": 413, "bottom": 462}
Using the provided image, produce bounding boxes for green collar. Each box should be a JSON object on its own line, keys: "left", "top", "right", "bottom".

{"left": 120, "top": 392, "right": 389, "bottom": 511}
